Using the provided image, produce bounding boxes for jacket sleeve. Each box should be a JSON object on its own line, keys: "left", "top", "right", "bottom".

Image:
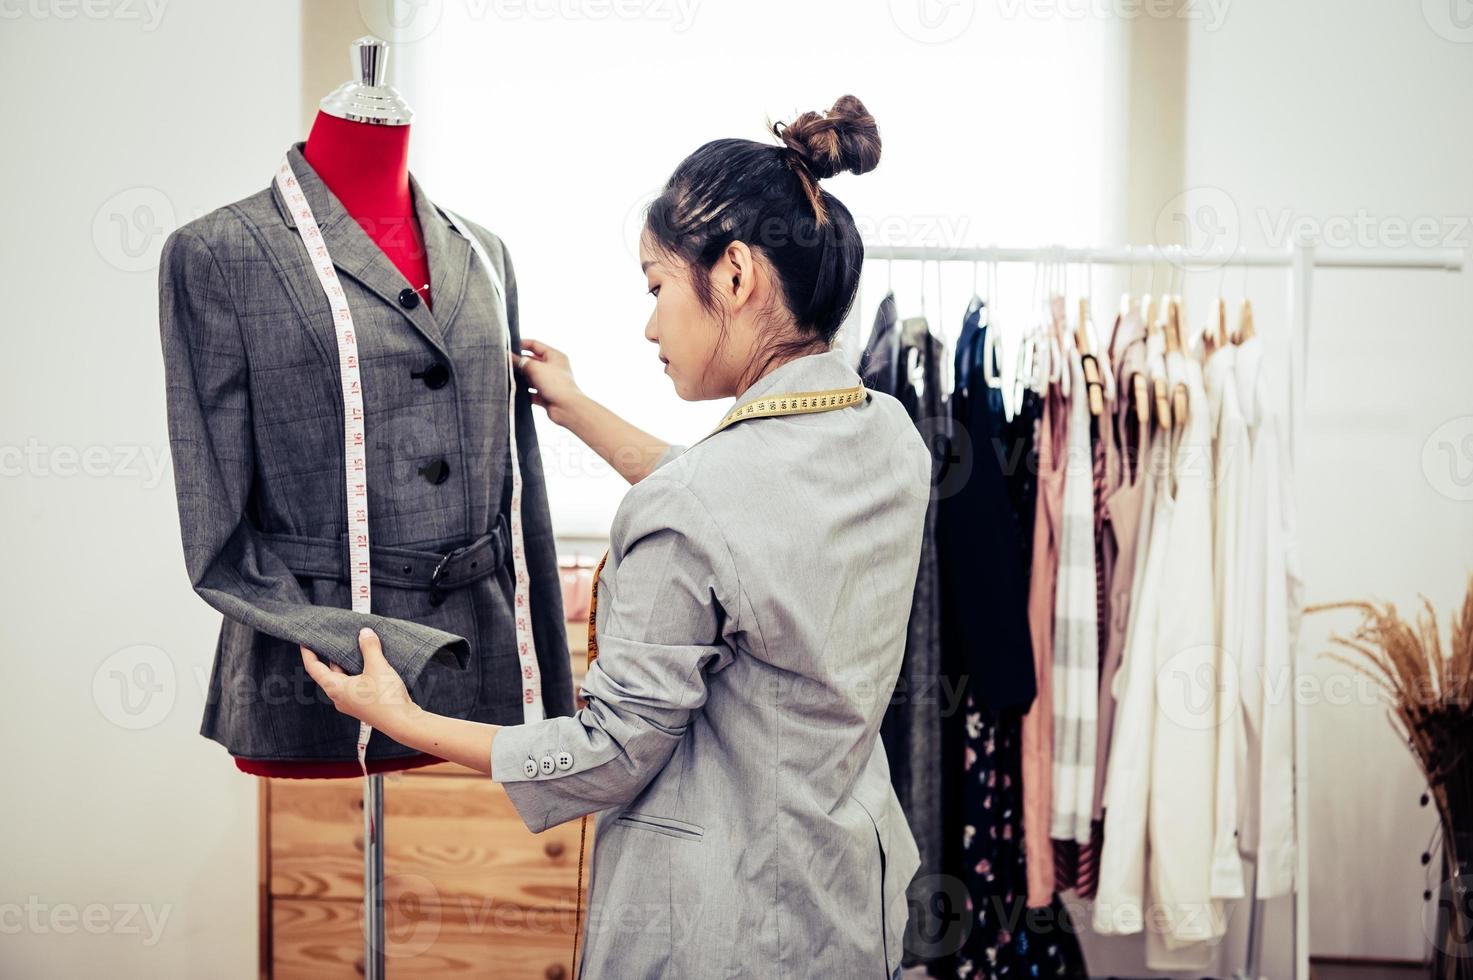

{"left": 493, "top": 236, "right": 574, "bottom": 717}
{"left": 157, "top": 225, "right": 471, "bottom": 683}
{"left": 490, "top": 473, "right": 737, "bottom": 832}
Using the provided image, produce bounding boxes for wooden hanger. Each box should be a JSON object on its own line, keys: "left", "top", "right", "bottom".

{"left": 1168, "top": 295, "right": 1189, "bottom": 428}
{"left": 1202, "top": 295, "right": 1227, "bottom": 357}
{"left": 1077, "top": 297, "right": 1104, "bottom": 416}
{"left": 1234, "top": 297, "right": 1256, "bottom": 345}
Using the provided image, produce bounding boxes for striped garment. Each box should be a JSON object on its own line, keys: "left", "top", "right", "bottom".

{"left": 1050, "top": 347, "right": 1099, "bottom": 845}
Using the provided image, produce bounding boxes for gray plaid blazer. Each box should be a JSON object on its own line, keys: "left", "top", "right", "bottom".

{"left": 491, "top": 349, "right": 930, "bottom": 978}
{"left": 157, "top": 142, "right": 573, "bottom": 764}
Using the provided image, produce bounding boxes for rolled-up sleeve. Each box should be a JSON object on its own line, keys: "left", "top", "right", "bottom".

{"left": 490, "top": 473, "right": 738, "bottom": 832}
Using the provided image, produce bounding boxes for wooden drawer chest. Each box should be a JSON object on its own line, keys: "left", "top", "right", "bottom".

{"left": 260, "top": 616, "right": 594, "bottom": 979}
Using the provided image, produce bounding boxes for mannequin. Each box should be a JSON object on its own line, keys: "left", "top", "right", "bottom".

{"left": 238, "top": 39, "right": 439, "bottom": 779}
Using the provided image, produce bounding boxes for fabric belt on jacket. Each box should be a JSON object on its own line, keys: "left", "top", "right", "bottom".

{"left": 260, "top": 511, "right": 510, "bottom": 604}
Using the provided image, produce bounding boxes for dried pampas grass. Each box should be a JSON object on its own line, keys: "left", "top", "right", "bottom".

{"left": 1309, "top": 573, "right": 1473, "bottom": 977}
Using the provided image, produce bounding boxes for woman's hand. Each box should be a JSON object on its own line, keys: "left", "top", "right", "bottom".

{"left": 516, "top": 338, "right": 585, "bottom": 427}
{"left": 300, "top": 628, "right": 423, "bottom": 743}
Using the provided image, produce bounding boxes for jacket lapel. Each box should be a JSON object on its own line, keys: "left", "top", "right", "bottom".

{"left": 408, "top": 171, "right": 471, "bottom": 343}
{"left": 272, "top": 143, "right": 460, "bottom": 361}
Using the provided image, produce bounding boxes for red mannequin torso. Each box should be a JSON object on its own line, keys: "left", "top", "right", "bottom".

{"left": 303, "top": 111, "right": 432, "bottom": 307}
{"left": 238, "top": 113, "right": 441, "bottom": 779}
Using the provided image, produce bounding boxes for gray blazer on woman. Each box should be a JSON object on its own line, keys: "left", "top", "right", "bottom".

{"left": 157, "top": 143, "right": 573, "bottom": 763}
{"left": 491, "top": 348, "right": 930, "bottom": 978}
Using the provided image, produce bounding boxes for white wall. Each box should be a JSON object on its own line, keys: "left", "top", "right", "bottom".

{"left": 0, "top": 2, "right": 304, "bottom": 975}
{"left": 388, "top": 0, "right": 1122, "bottom": 537}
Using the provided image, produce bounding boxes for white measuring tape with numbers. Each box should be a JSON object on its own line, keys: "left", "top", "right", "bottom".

{"left": 274, "top": 157, "right": 546, "bottom": 796}
{"left": 443, "top": 207, "right": 545, "bottom": 725}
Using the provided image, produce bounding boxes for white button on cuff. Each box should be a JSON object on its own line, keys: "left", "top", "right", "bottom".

{"left": 555, "top": 751, "right": 573, "bottom": 771}
{"left": 522, "top": 757, "right": 539, "bottom": 778}
{"left": 539, "top": 755, "right": 556, "bottom": 775}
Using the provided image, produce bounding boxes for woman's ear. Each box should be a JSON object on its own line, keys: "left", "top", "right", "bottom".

{"left": 723, "top": 240, "right": 757, "bottom": 308}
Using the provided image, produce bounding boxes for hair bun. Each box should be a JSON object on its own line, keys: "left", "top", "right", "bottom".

{"left": 772, "top": 95, "right": 881, "bottom": 181}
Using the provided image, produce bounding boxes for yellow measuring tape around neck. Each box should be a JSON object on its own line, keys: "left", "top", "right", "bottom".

{"left": 568, "top": 381, "right": 867, "bottom": 976}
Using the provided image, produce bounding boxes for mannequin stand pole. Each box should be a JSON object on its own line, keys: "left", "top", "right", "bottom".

{"left": 364, "top": 774, "right": 385, "bottom": 979}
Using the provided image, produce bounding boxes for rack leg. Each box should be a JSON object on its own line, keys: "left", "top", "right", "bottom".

{"left": 364, "top": 774, "right": 385, "bottom": 980}
{"left": 1234, "top": 864, "right": 1264, "bottom": 980}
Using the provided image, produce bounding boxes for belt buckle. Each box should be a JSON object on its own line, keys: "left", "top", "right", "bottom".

{"left": 428, "top": 545, "right": 466, "bottom": 608}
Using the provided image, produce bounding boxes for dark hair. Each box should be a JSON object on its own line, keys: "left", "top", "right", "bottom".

{"left": 643, "top": 95, "right": 881, "bottom": 383}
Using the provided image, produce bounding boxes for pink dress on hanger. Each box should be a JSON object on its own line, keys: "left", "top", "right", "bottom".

{"left": 1021, "top": 299, "right": 1070, "bottom": 909}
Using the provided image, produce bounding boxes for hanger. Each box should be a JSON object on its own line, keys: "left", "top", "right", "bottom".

{"left": 1076, "top": 254, "right": 1105, "bottom": 416}
{"left": 1167, "top": 247, "right": 1189, "bottom": 428}
{"left": 1236, "top": 297, "right": 1256, "bottom": 344}
{"left": 983, "top": 249, "right": 1004, "bottom": 390}
{"left": 1150, "top": 248, "right": 1172, "bottom": 430}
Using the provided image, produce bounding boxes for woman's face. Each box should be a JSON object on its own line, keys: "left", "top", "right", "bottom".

{"left": 639, "top": 229, "right": 764, "bottom": 401}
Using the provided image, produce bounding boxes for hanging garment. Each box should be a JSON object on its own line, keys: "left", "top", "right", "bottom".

{"left": 954, "top": 698, "right": 1089, "bottom": 980}
{"left": 1093, "top": 327, "right": 1169, "bottom": 936}
{"left": 1234, "top": 334, "right": 1299, "bottom": 898}
{"left": 1021, "top": 300, "right": 1070, "bottom": 909}
{"left": 1204, "top": 342, "right": 1250, "bottom": 903}
{"left": 1050, "top": 346, "right": 1099, "bottom": 847}
{"left": 1004, "top": 385, "right": 1043, "bottom": 579}
{"left": 1143, "top": 344, "right": 1222, "bottom": 966}
{"left": 939, "top": 300, "right": 1084, "bottom": 979}
{"left": 862, "top": 301, "right": 950, "bottom": 966}
{"left": 1078, "top": 306, "right": 1152, "bottom": 902}
{"left": 495, "top": 349, "right": 928, "bottom": 979}
{"left": 937, "top": 297, "right": 1038, "bottom": 713}
{"left": 157, "top": 141, "right": 574, "bottom": 769}
{"left": 860, "top": 292, "right": 903, "bottom": 397}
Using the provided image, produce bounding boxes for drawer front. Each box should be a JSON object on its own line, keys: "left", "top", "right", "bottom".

{"left": 272, "top": 897, "right": 578, "bottom": 980}
{"left": 269, "top": 776, "right": 589, "bottom": 909}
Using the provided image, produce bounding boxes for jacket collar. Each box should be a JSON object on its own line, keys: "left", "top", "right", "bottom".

{"left": 270, "top": 142, "right": 472, "bottom": 359}
{"left": 730, "top": 347, "right": 863, "bottom": 409}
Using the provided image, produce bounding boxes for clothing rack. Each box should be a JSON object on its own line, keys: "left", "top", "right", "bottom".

{"left": 862, "top": 241, "right": 1466, "bottom": 980}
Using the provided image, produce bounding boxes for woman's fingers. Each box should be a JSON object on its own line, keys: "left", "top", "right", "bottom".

{"left": 358, "top": 627, "right": 384, "bottom": 665}
{"left": 300, "top": 646, "right": 342, "bottom": 695}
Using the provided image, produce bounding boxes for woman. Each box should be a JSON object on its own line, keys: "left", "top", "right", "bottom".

{"left": 302, "top": 95, "right": 930, "bottom": 979}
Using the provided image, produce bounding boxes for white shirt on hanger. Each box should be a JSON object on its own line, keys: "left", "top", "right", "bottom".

{"left": 1234, "top": 334, "right": 1298, "bottom": 899}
